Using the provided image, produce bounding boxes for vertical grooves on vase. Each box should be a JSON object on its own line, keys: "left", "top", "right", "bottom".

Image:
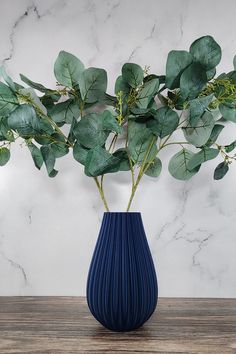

{"left": 87, "top": 212, "right": 158, "bottom": 332}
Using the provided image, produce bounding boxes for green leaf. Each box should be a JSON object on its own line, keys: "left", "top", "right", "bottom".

{"left": 0, "top": 147, "right": 10, "bottom": 166}
{"left": 180, "top": 63, "right": 207, "bottom": 100}
{"left": 219, "top": 104, "right": 236, "bottom": 122}
{"left": 85, "top": 146, "right": 120, "bottom": 176}
{"left": 73, "top": 112, "right": 109, "bottom": 149}
{"left": 234, "top": 55, "right": 236, "bottom": 71}
{"left": 41, "top": 145, "right": 58, "bottom": 177}
{"left": 20, "top": 74, "right": 58, "bottom": 98}
{"left": 214, "top": 162, "right": 229, "bottom": 180}
{"left": 136, "top": 78, "right": 159, "bottom": 109}
{"left": 147, "top": 107, "right": 179, "bottom": 138}
{"left": 168, "top": 148, "right": 200, "bottom": 180}
{"left": 206, "top": 68, "right": 216, "bottom": 80}
{"left": 224, "top": 140, "right": 236, "bottom": 153}
{"left": 190, "top": 35, "right": 222, "bottom": 70}
{"left": 189, "top": 94, "right": 214, "bottom": 126}
{"left": 113, "top": 148, "right": 130, "bottom": 171}
{"left": 102, "top": 110, "right": 122, "bottom": 134}
{"left": 0, "top": 116, "right": 14, "bottom": 142}
{"left": 73, "top": 142, "right": 89, "bottom": 165}
{"left": 145, "top": 157, "right": 162, "bottom": 177}
{"left": 115, "top": 75, "right": 130, "bottom": 95}
{"left": 0, "top": 66, "right": 16, "bottom": 91}
{"left": 51, "top": 140, "right": 69, "bottom": 158}
{"left": 128, "top": 121, "right": 157, "bottom": 164}
{"left": 48, "top": 99, "right": 80, "bottom": 124}
{"left": 187, "top": 147, "right": 219, "bottom": 170}
{"left": 27, "top": 143, "right": 43, "bottom": 169}
{"left": 78, "top": 67, "right": 107, "bottom": 104}
{"left": 18, "top": 87, "right": 47, "bottom": 114}
{"left": 8, "top": 104, "right": 41, "bottom": 137}
{"left": 165, "top": 50, "right": 192, "bottom": 89}
{"left": 54, "top": 51, "right": 84, "bottom": 88}
{"left": 183, "top": 111, "right": 215, "bottom": 147}
{"left": 0, "top": 82, "right": 18, "bottom": 115}
{"left": 205, "top": 124, "right": 224, "bottom": 146}
{"left": 122, "top": 63, "right": 144, "bottom": 88}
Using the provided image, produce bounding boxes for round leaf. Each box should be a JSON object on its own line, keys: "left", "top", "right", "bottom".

{"left": 147, "top": 107, "right": 179, "bottom": 138}
{"left": 183, "top": 111, "right": 215, "bottom": 147}
{"left": 168, "top": 148, "right": 200, "bottom": 180}
{"left": 54, "top": 51, "right": 84, "bottom": 88}
{"left": 165, "top": 50, "right": 192, "bottom": 89}
{"left": 190, "top": 35, "right": 222, "bottom": 70}
{"left": 122, "top": 63, "right": 144, "bottom": 88}
{"left": 0, "top": 147, "right": 10, "bottom": 166}
{"left": 180, "top": 63, "right": 207, "bottom": 100}
{"left": 73, "top": 113, "right": 109, "bottom": 149}
{"left": 145, "top": 158, "right": 162, "bottom": 177}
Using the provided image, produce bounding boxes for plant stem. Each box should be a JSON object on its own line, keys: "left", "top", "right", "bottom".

{"left": 94, "top": 177, "right": 110, "bottom": 212}
{"left": 126, "top": 137, "right": 156, "bottom": 211}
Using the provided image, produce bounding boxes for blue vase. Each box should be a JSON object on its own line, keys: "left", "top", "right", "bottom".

{"left": 86, "top": 212, "right": 158, "bottom": 332}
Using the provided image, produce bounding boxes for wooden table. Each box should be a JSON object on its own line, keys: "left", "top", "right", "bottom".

{"left": 0, "top": 297, "right": 236, "bottom": 353}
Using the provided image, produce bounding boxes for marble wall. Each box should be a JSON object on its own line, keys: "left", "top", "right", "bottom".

{"left": 0, "top": 0, "right": 236, "bottom": 297}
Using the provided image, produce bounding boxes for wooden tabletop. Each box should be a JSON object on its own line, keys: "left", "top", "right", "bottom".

{"left": 0, "top": 297, "right": 236, "bottom": 353}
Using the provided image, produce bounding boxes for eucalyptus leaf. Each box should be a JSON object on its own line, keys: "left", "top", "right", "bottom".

{"left": 168, "top": 148, "right": 200, "bottom": 180}
{"left": 41, "top": 145, "right": 58, "bottom": 177}
{"left": 115, "top": 75, "right": 130, "bottom": 95}
{"left": 113, "top": 148, "right": 130, "bottom": 171}
{"left": 145, "top": 157, "right": 162, "bottom": 177}
{"left": 0, "top": 66, "right": 16, "bottom": 91}
{"left": 147, "top": 107, "right": 179, "bottom": 138}
{"left": 234, "top": 55, "right": 236, "bottom": 71}
{"left": 183, "top": 111, "right": 215, "bottom": 147}
{"left": 20, "top": 74, "right": 58, "bottom": 100}
{"left": 219, "top": 103, "right": 236, "bottom": 122}
{"left": 205, "top": 124, "right": 224, "bottom": 146}
{"left": 224, "top": 140, "right": 236, "bottom": 153}
{"left": 0, "top": 147, "right": 10, "bottom": 166}
{"left": 54, "top": 51, "right": 84, "bottom": 88}
{"left": 85, "top": 146, "right": 120, "bottom": 176}
{"left": 180, "top": 63, "right": 207, "bottom": 100}
{"left": 122, "top": 63, "right": 144, "bottom": 88}
{"left": 102, "top": 110, "right": 122, "bottom": 134}
{"left": 28, "top": 143, "right": 43, "bottom": 169}
{"left": 8, "top": 104, "right": 41, "bottom": 137}
{"left": 187, "top": 147, "right": 219, "bottom": 170}
{"left": 49, "top": 99, "right": 80, "bottom": 124}
{"left": 73, "top": 142, "right": 89, "bottom": 165}
{"left": 190, "top": 35, "right": 222, "bottom": 70}
{"left": 73, "top": 112, "right": 109, "bottom": 149}
{"left": 0, "top": 116, "right": 14, "bottom": 142}
{"left": 214, "top": 162, "right": 229, "bottom": 180}
{"left": 189, "top": 94, "right": 214, "bottom": 126}
{"left": 18, "top": 87, "right": 47, "bottom": 114}
{"left": 0, "top": 82, "right": 18, "bottom": 115}
{"left": 128, "top": 121, "right": 157, "bottom": 164}
{"left": 165, "top": 50, "right": 192, "bottom": 89}
{"left": 136, "top": 78, "right": 159, "bottom": 109}
{"left": 78, "top": 67, "right": 107, "bottom": 104}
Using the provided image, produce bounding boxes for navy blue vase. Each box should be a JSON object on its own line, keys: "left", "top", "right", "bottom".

{"left": 86, "top": 212, "right": 158, "bottom": 332}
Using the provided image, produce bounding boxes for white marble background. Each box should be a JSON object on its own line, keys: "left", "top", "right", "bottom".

{"left": 0, "top": 0, "right": 236, "bottom": 297}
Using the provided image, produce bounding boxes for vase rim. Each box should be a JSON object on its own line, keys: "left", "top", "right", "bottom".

{"left": 104, "top": 212, "right": 141, "bottom": 214}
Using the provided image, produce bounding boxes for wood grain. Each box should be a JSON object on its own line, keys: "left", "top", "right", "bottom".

{"left": 0, "top": 297, "right": 236, "bottom": 353}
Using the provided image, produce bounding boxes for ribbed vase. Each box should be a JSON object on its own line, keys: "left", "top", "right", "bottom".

{"left": 86, "top": 212, "right": 158, "bottom": 332}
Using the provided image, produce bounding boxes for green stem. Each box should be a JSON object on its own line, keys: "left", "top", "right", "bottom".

{"left": 126, "top": 136, "right": 156, "bottom": 212}
{"left": 94, "top": 177, "right": 109, "bottom": 212}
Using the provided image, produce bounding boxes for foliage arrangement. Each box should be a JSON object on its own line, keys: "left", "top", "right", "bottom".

{"left": 1, "top": 35, "right": 236, "bottom": 211}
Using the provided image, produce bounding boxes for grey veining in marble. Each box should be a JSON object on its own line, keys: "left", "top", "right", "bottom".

{"left": 0, "top": 0, "right": 236, "bottom": 296}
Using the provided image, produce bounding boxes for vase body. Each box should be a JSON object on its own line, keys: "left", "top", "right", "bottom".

{"left": 86, "top": 212, "right": 158, "bottom": 332}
